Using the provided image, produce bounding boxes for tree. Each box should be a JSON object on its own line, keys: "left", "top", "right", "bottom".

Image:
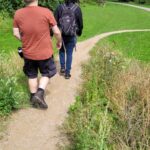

{"left": 0, "top": 0, "right": 60, "bottom": 16}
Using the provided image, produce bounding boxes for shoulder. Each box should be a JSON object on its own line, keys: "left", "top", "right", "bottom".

{"left": 72, "top": 4, "right": 81, "bottom": 14}
{"left": 37, "top": 7, "right": 54, "bottom": 17}
{"left": 74, "top": 3, "right": 81, "bottom": 9}
{"left": 56, "top": 4, "right": 63, "bottom": 10}
{"left": 55, "top": 4, "right": 64, "bottom": 14}
{"left": 14, "top": 7, "right": 26, "bottom": 16}
{"left": 70, "top": 3, "right": 81, "bottom": 12}
{"left": 14, "top": 8, "right": 27, "bottom": 20}
{"left": 75, "top": 4, "right": 82, "bottom": 12}
{"left": 37, "top": 6, "right": 52, "bottom": 13}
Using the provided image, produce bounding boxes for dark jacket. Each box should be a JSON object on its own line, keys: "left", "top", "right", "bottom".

{"left": 54, "top": 2, "right": 83, "bottom": 36}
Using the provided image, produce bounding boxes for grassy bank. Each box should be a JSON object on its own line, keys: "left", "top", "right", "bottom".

{"left": 0, "top": 52, "right": 29, "bottom": 117}
{"left": 63, "top": 32, "right": 150, "bottom": 149}
{"left": 0, "top": 15, "right": 29, "bottom": 121}
{"left": 0, "top": 14, "right": 21, "bottom": 54}
{"left": 0, "top": 52, "right": 29, "bottom": 139}
{"left": 0, "top": 17, "right": 29, "bottom": 137}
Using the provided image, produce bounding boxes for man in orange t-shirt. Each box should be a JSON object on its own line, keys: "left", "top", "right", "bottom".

{"left": 13, "top": 0, "right": 62, "bottom": 109}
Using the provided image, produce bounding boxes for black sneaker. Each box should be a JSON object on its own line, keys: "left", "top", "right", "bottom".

{"left": 60, "top": 68, "right": 65, "bottom": 75}
{"left": 32, "top": 91, "right": 48, "bottom": 109}
{"left": 65, "top": 73, "right": 71, "bottom": 79}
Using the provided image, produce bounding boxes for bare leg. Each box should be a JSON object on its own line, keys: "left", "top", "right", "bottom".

{"left": 39, "top": 76, "right": 50, "bottom": 90}
{"left": 28, "top": 78, "right": 38, "bottom": 93}
{"left": 28, "top": 77, "right": 49, "bottom": 92}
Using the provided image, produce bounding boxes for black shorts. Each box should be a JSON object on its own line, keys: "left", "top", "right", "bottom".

{"left": 23, "top": 57, "right": 57, "bottom": 79}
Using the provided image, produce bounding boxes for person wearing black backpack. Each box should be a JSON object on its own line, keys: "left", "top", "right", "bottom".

{"left": 55, "top": 0, "right": 83, "bottom": 79}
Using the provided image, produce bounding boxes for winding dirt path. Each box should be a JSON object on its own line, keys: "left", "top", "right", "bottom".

{"left": 109, "top": 2, "right": 150, "bottom": 12}
{"left": 0, "top": 29, "right": 150, "bottom": 150}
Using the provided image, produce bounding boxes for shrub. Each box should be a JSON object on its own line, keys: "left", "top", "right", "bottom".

{"left": 0, "top": 0, "right": 60, "bottom": 16}
{"left": 0, "top": 77, "right": 21, "bottom": 115}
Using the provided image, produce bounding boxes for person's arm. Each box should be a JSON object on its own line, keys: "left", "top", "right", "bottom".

{"left": 75, "top": 7, "right": 83, "bottom": 36}
{"left": 47, "top": 9, "right": 62, "bottom": 49}
{"left": 13, "top": 28, "right": 21, "bottom": 40}
{"left": 13, "top": 12, "right": 21, "bottom": 41}
{"left": 52, "top": 25, "right": 62, "bottom": 49}
{"left": 54, "top": 5, "right": 61, "bottom": 26}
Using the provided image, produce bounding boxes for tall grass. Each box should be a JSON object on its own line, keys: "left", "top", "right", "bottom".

{"left": 106, "top": 61, "right": 150, "bottom": 149}
{"left": 63, "top": 42, "right": 150, "bottom": 149}
{"left": 0, "top": 13, "right": 28, "bottom": 139}
{"left": 0, "top": 52, "right": 29, "bottom": 116}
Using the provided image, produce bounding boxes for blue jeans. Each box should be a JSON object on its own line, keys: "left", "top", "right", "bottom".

{"left": 59, "top": 36, "right": 76, "bottom": 74}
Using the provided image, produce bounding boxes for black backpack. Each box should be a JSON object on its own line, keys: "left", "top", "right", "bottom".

{"left": 59, "top": 4, "right": 78, "bottom": 36}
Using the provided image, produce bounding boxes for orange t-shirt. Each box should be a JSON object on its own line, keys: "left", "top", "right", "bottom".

{"left": 13, "top": 6, "right": 57, "bottom": 60}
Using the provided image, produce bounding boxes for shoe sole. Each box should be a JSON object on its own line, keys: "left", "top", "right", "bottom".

{"left": 65, "top": 75, "right": 71, "bottom": 79}
{"left": 32, "top": 96, "right": 48, "bottom": 109}
{"left": 59, "top": 72, "right": 65, "bottom": 76}
{"left": 65, "top": 77, "right": 70, "bottom": 79}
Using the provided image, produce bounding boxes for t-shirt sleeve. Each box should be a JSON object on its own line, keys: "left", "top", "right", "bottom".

{"left": 47, "top": 10, "right": 57, "bottom": 27}
{"left": 13, "top": 13, "right": 19, "bottom": 28}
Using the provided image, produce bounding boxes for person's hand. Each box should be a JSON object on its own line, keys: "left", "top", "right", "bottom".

{"left": 56, "top": 41, "right": 62, "bottom": 50}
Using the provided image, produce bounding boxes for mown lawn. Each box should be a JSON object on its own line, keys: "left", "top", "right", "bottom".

{"left": 81, "top": 3, "right": 150, "bottom": 40}
{"left": 99, "top": 31, "right": 150, "bottom": 62}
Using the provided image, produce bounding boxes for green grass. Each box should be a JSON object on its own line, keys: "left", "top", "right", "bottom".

{"left": 0, "top": 52, "right": 29, "bottom": 117}
{"left": 98, "top": 32, "right": 150, "bottom": 62}
{"left": 0, "top": 15, "right": 21, "bottom": 54}
{"left": 129, "top": 2, "right": 150, "bottom": 8}
{"left": 1, "top": 3, "right": 150, "bottom": 54}
{"left": 80, "top": 3, "right": 150, "bottom": 40}
{"left": 0, "top": 12, "right": 29, "bottom": 118}
{"left": 64, "top": 32, "right": 150, "bottom": 149}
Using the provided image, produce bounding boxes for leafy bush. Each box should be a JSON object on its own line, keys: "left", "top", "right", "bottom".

{"left": 0, "top": 0, "right": 24, "bottom": 16}
{"left": 0, "top": 77, "right": 21, "bottom": 115}
{"left": 0, "top": 0, "right": 60, "bottom": 16}
{"left": 146, "top": 0, "right": 150, "bottom": 4}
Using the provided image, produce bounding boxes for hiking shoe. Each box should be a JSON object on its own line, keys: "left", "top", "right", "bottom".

{"left": 32, "top": 91, "right": 48, "bottom": 109}
{"left": 65, "top": 73, "right": 71, "bottom": 79}
{"left": 60, "top": 68, "right": 65, "bottom": 75}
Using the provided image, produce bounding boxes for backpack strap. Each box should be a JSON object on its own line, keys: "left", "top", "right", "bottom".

{"left": 70, "top": 4, "right": 78, "bottom": 12}
{"left": 61, "top": 3, "right": 78, "bottom": 12}
{"left": 61, "top": 4, "right": 67, "bottom": 11}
